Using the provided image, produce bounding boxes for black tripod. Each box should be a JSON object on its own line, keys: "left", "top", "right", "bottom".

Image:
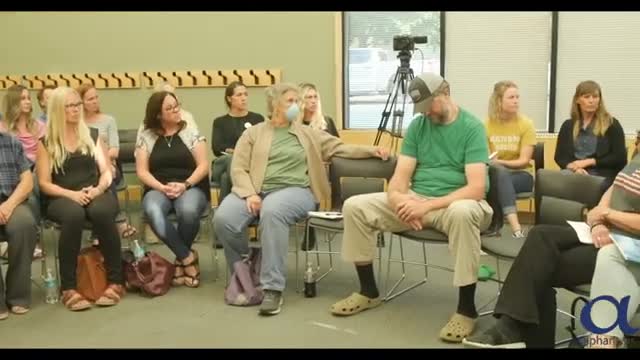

{"left": 373, "top": 49, "right": 415, "bottom": 153}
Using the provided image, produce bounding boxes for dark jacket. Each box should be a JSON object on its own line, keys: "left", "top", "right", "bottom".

{"left": 554, "top": 118, "right": 627, "bottom": 180}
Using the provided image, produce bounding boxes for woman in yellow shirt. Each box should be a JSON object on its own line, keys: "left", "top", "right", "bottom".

{"left": 485, "top": 81, "right": 536, "bottom": 239}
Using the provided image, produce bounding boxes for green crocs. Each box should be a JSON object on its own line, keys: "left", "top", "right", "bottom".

{"left": 478, "top": 264, "right": 496, "bottom": 281}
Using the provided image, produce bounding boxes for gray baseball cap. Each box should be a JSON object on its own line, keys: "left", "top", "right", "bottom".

{"left": 408, "top": 72, "right": 446, "bottom": 113}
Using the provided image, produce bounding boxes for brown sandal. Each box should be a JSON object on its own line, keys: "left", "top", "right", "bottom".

{"left": 172, "top": 259, "right": 185, "bottom": 286}
{"left": 62, "top": 290, "right": 92, "bottom": 312}
{"left": 182, "top": 250, "right": 200, "bottom": 288}
{"left": 95, "top": 284, "right": 126, "bottom": 307}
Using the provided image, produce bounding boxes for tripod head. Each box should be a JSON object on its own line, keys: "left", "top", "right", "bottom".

{"left": 397, "top": 49, "right": 413, "bottom": 70}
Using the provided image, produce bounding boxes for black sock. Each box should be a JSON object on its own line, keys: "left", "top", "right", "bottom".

{"left": 457, "top": 283, "right": 478, "bottom": 318}
{"left": 355, "top": 264, "right": 379, "bottom": 299}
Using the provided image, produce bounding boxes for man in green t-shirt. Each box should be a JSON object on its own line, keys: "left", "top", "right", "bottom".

{"left": 331, "top": 73, "right": 493, "bottom": 343}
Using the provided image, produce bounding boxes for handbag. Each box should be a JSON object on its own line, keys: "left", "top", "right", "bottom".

{"left": 77, "top": 246, "right": 108, "bottom": 302}
{"left": 122, "top": 250, "right": 175, "bottom": 297}
{"left": 224, "top": 247, "right": 263, "bottom": 306}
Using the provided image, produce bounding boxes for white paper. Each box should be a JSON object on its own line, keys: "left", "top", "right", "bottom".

{"left": 566, "top": 221, "right": 593, "bottom": 244}
{"left": 308, "top": 211, "right": 343, "bottom": 220}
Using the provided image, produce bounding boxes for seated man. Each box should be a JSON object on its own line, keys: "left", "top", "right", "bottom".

{"left": 0, "top": 130, "right": 38, "bottom": 319}
{"left": 331, "top": 72, "right": 494, "bottom": 343}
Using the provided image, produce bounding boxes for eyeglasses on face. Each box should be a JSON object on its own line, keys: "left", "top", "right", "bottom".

{"left": 163, "top": 103, "right": 181, "bottom": 112}
{"left": 64, "top": 102, "right": 83, "bottom": 109}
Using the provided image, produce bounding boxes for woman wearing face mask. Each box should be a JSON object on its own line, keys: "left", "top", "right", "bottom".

{"left": 555, "top": 81, "right": 627, "bottom": 195}
{"left": 297, "top": 83, "right": 339, "bottom": 138}
{"left": 211, "top": 81, "right": 264, "bottom": 203}
{"left": 213, "top": 83, "right": 389, "bottom": 317}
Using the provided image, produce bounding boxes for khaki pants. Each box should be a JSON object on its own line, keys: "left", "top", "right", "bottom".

{"left": 341, "top": 192, "right": 493, "bottom": 287}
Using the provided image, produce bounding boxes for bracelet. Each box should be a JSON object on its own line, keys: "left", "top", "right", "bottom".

{"left": 590, "top": 222, "right": 606, "bottom": 231}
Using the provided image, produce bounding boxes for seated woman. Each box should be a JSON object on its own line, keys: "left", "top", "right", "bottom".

{"left": 297, "top": 83, "right": 340, "bottom": 137}
{"left": 296, "top": 83, "right": 341, "bottom": 249}
{"left": 36, "top": 87, "right": 124, "bottom": 311}
{"left": 2, "top": 85, "right": 47, "bottom": 258}
{"left": 213, "top": 83, "right": 388, "bottom": 316}
{"left": 77, "top": 83, "right": 136, "bottom": 239}
{"left": 585, "top": 154, "right": 640, "bottom": 349}
{"left": 211, "top": 81, "right": 264, "bottom": 202}
{"left": 555, "top": 80, "right": 627, "bottom": 194}
{"left": 485, "top": 81, "right": 536, "bottom": 239}
{"left": 464, "top": 160, "right": 640, "bottom": 348}
{"left": 136, "top": 91, "right": 210, "bottom": 288}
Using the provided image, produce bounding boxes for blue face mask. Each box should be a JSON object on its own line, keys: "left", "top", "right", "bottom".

{"left": 285, "top": 103, "right": 300, "bottom": 122}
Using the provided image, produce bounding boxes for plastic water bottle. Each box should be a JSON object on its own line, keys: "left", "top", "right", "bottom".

{"left": 132, "top": 240, "right": 145, "bottom": 262}
{"left": 44, "top": 269, "right": 59, "bottom": 304}
{"left": 304, "top": 262, "right": 317, "bottom": 298}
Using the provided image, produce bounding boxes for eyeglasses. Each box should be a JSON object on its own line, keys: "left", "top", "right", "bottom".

{"left": 163, "top": 103, "right": 181, "bottom": 112}
{"left": 64, "top": 102, "right": 83, "bottom": 109}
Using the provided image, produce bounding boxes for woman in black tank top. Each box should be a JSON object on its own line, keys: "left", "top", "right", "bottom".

{"left": 36, "top": 87, "right": 123, "bottom": 311}
{"left": 136, "top": 91, "right": 210, "bottom": 288}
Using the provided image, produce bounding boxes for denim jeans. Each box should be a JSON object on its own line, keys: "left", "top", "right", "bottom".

{"left": 142, "top": 188, "right": 208, "bottom": 260}
{"left": 493, "top": 165, "right": 534, "bottom": 215}
{"left": 213, "top": 187, "right": 317, "bottom": 292}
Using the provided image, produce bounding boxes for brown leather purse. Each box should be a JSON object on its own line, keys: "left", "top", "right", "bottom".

{"left": 122, "top": 250, "right": 175, "bottom": 297}
{"left": 76, "top": 246, "right": 108, "bottom": 302}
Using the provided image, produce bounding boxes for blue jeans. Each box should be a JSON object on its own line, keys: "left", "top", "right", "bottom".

{"left": 142, "top": 188, "right": 208, "bottom": 260}
{"left": 494, "top": 165, "right": 533, "bottom": 215}
{"left": 213, "top": 187, "right": 317, "bottom": 292}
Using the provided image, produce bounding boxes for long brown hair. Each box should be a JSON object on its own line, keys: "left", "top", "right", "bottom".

{"left": 2, "top": 84, "right": 38, "bottom": 135}
{"left": 570, "top": 81, "right": 612, "bottom": 140}
{"left": 143, "top": 91, "right": 184, "bottom": 135}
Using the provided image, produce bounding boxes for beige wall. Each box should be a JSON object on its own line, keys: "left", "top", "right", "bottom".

{"left": 0, "top": 11, "right": 338, "bottom": 144}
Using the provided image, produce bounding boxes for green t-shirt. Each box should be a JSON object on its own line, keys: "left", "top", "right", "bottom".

{"left": 400, "top": 108, "right": 489, "bottom": 197}
{"left": 261, "top": 127, "right": 310, "bottom": 192}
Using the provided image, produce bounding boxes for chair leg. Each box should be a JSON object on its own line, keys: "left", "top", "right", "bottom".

{"left": 384, "top": 234, "right": 429, "bottom": 302}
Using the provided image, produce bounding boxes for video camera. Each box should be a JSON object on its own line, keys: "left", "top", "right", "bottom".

{"left": 393, "top": 35, "right": 428, "bottom": 51}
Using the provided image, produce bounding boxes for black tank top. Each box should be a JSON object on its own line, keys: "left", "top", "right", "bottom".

{"left": 45, "top": 128, "right": 100, "bottom": 191}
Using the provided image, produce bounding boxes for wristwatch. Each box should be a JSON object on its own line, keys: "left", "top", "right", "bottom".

{"left": 184, "top": 180, "right": 193, "bottom": 190}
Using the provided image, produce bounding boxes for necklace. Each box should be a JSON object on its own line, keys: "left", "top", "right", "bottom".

{"left": 164, "top": 134, "right": 174, "bottom": 148}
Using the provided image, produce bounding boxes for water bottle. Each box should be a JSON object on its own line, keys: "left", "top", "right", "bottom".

{"left": 132, "top": 239, "right": 145, "bottom": 262}
{"left": 44, "top": 269, "right": 59, "bottom": 304}
{"left": 304, "top": 262, "right": 317, "bottom": 298}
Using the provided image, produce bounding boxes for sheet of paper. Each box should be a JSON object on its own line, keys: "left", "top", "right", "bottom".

{"left": 308, "top": 211, "right": 343, "bottom": 220}
{"left": 566, "top": 221, "right": 593, "bottom": 244}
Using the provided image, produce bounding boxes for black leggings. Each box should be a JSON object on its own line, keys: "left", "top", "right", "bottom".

{"left": 47, "top": 193, "right": 122, "bottom": 291}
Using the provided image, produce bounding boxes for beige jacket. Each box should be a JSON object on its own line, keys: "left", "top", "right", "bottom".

{"left": 231, "top": 120, "right": 378, "bottom": 203}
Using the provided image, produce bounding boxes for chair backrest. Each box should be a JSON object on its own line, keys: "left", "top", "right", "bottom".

{"left": 533, "top": 142, "right": 545, "bottom": 174}
{"left": 534, "top": 169, "right": 605, "bottom": 225}
{"left": 340, "top": 177, "right": 387, "bottom": 202}
{"left": 329, "top": 156, "right": 397, "bottom": 209}
{"left": 118, "top": 129, "right": 138, "bottom": 164}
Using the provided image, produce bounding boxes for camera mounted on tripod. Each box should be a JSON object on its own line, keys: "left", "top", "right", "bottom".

{"left": 393, "top": 35, "right": 428, "bottom": 51}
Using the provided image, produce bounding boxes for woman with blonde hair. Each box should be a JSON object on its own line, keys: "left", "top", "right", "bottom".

{"left": 36, "top": 87, "right": 124, "bottom": 311}
{"left": 213, "top": 82, "right": 388, "bottom": 316}
{"left": 297, "top": 83, "right": 339, "bottom": 137}
{"left": 485, "top": 81, "right": 536, "bottom": 239}
{"left": 555, "top": 80, "right": 627, "bottom": 193}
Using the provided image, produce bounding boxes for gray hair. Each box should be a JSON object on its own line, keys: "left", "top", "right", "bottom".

{"left": 265, "top": 83, "right": 299, "bottom": 115}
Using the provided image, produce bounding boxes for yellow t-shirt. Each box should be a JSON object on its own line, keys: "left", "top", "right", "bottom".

{"left": 485, "top": 115, "right": 537, "bottom": 171}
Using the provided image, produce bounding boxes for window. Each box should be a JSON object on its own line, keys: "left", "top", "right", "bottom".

{"left": 555, "top": 12, "right": 640, "bottom": 134}
{"left": 444, "top": 12, "right": 552, "bottom": 132}
{"left": 343, "top": 12, "right": 441, "bottom": 130}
